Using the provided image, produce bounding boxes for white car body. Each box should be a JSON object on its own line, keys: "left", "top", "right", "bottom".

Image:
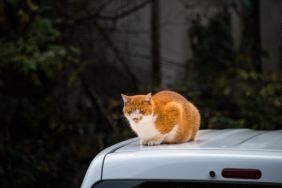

{"left": 81, "top": 129, "right": 282, "bottom": 188}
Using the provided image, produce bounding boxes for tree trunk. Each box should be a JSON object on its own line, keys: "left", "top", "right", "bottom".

{"left": 151, "top": 0, "right": 161, "bottom": 87}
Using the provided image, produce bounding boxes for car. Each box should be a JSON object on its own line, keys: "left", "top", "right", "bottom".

{"left": 81, "top": 129, "right": 282, "bottom": 188}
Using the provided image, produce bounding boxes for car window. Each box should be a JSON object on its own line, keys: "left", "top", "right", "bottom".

{"left": 93, "top": 180, "right": 281, "bottom": 188}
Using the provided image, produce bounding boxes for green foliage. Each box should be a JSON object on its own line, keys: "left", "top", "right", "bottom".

{"left": 0, "top": 0, "right": 131, "bottom": 187}
{"left": 0, "top": 1, "right": 96, "bottom": 188}
{"left": 0, "top": 17, "right": 64, "bottom": 78}
{"left": 184, "top": 6, "right": 282, "bottom": 130}
{"left": 0, "top": 0, "right": 133, "bottom": 187}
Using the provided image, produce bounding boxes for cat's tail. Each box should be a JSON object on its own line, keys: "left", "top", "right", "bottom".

{"left": 179, "top": 102, "right": 200, "bottom": 142}
{"left": 188, "top": 103, "right": 200, "bottom": 141}
{"left": 191, "top": 105, "right": 200, "bottom": 141}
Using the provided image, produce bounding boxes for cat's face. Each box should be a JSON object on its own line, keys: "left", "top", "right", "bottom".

{"left": 122, "top": 93, "right": 153, "bottom": 123}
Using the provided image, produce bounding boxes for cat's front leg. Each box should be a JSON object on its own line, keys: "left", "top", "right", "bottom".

{"left": 141, "top": 134, "right": 165, "bottom": 146}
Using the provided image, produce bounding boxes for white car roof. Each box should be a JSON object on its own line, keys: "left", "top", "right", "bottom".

{"left": 81, "top": 129, "right": 282, "bottom": 188}
{"left": 115, "top": 129, "right": 282, "bottom": 152}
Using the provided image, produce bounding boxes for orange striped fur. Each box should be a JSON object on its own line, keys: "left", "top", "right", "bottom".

{"left": 122, "top": 90, "right": 200, "bottom": 145}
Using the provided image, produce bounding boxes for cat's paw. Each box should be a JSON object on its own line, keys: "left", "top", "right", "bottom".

{"left": 141, "top": 138, "right": 162, "bottom": 146}
{"left": 146, "top": 139, "right": 162, "bottom": 146}
{"left": 140, "top": 139, "right": 151, "bottom": 146}
{"left": 140, "top": 139, "right": 147, "bottom": 145}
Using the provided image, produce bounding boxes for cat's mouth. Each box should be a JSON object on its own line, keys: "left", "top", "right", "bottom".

{"left": 133, "top": 117, "right": 143, "bottom": 123}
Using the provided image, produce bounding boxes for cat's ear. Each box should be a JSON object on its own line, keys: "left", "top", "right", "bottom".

{"left": 144, "top": 92, "right": 152, "bottom": 102}
{"left": 121, "top": 94, "right": 130, "bottom": 104}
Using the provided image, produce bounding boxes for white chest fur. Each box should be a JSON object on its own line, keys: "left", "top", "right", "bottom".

{"left": 126, "top": 115, "right": 159, "bottom": 139}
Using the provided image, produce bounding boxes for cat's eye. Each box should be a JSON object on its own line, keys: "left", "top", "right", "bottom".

{"left": 127, "top": 110, "right": 132, "bottom": 114}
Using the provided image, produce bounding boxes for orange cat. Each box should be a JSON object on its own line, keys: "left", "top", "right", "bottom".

{"left": 122, "top": 90, "right": 200, "bottom": 146}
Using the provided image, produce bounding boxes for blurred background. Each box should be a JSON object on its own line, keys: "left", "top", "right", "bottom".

{"left": 0, "top": 0, "right": 281, "bottom": 187}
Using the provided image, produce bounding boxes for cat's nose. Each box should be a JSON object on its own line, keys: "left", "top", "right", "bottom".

{"left": 133, "top": 117, "right": 142, "bottom": 123}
